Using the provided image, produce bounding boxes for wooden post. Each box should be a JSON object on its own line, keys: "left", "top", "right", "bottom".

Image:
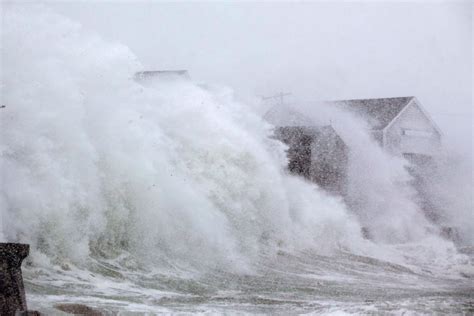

{"left": 0, "top": 243, "right": 32, "bottom": 316}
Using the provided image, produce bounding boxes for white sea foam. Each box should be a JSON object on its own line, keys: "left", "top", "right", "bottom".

{"left": 0, "top": 5, "right": 364, "bottom": 271}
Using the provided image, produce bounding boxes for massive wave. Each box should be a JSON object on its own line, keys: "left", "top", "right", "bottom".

{"left": 1, "top": 4, "right": 366, "bottom": 269}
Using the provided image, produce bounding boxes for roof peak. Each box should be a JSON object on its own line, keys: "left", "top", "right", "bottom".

{"left": 264, "top": 96, "right": 419, "bottom": 131}
{"left": 329, "top": 97, "right": 415, "bottom": 130}
{"left": 328, "top": 96, "right": 414, "bottom": 103}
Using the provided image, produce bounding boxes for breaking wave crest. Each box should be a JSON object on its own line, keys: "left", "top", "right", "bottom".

{"left": 1, "top": 5, "right": 366, "bottom": 270}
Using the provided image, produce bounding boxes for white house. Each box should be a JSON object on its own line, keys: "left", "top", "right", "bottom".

{"left": 264, "top": 97, "right": 451, "bottom": 238}
{"left": 329, "top": 96, "right": 442, "bottom": 158}
{"left": 264, "top": 96, "right": 443, "bottom": 195}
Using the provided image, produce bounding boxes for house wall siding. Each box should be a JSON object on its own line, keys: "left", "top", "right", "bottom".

{"left": 310, "top": 132, "right": 348, "bottom": 195}
{"left": 385, "top": 101, "right": 441, "bottom": 156}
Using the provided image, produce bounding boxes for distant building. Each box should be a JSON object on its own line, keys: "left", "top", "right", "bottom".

{"left": 265, "top": 105, "right": 348, "bottom": 195}
{"left": 328, "top": 97, "right": 442, "bottom": 158}
{"left": 264, "top": 96, "right": 442, "bottom": 196}
{"left": 327, "top": 97, "right": 448, "bottom": 232}
{"left": 265, "top": 96, "right": 451, "bottom": 238}
{"left": 275, "top": 126, "right": 348, "bottom": 195}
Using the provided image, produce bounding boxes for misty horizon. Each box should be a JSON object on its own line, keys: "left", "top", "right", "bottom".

{"left": 44, "top": 1, "right": 473, "bottom": 151}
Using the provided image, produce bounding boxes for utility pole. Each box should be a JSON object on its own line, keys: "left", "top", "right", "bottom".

{"left": 261, "top": 92, "right": 292, "bottom": 105}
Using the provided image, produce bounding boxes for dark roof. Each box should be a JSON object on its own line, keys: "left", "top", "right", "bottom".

{"left": 330, "top": 97, "right": 414, "bottom": 130}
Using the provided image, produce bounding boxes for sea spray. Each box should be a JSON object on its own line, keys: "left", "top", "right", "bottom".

{"left": 419, "top": 150, "right": 474, "bottom": 245}
{"left": 266, "top": 102, "right": 440, "bottom": 243}
{"left": 322, "top": 105, "right": 433, "bottom": 243}
{"left": 1, "top": 5, "right": 364, "bottom": 272}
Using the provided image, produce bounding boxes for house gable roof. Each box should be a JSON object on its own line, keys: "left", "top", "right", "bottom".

{"left": 329, "top": 97, "right": 414, "bottom": 130}
{"left": 386, "top": 97, "right": 443, "bottom": 137}
{"left": 263, "top": 96, "right": 442, "bottom": 136}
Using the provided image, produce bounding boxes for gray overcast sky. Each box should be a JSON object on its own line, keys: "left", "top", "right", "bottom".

{"left": 45, "top": 1, "right": 472, "bottom": 148}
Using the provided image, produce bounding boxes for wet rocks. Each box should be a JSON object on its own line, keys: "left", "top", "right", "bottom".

{"left": 15, "top": 311, "right": 41, "bottom": 316}
{"left": 55, "top": 303, "right": 104, "bottom": 315}
{"left": 0, "top": 243, "right": 31, "bottom": 316}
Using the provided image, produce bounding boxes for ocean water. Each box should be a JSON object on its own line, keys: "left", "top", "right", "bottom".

{"left": 1, "top": 4, "right": 473, "bottom": 314}
{"left": 23, "top": 247, "right": 474, "bottom": 314}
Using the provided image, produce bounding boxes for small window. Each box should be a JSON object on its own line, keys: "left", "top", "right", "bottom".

{"left": 402, "top": 129, "right": 433, "bottom": 138}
